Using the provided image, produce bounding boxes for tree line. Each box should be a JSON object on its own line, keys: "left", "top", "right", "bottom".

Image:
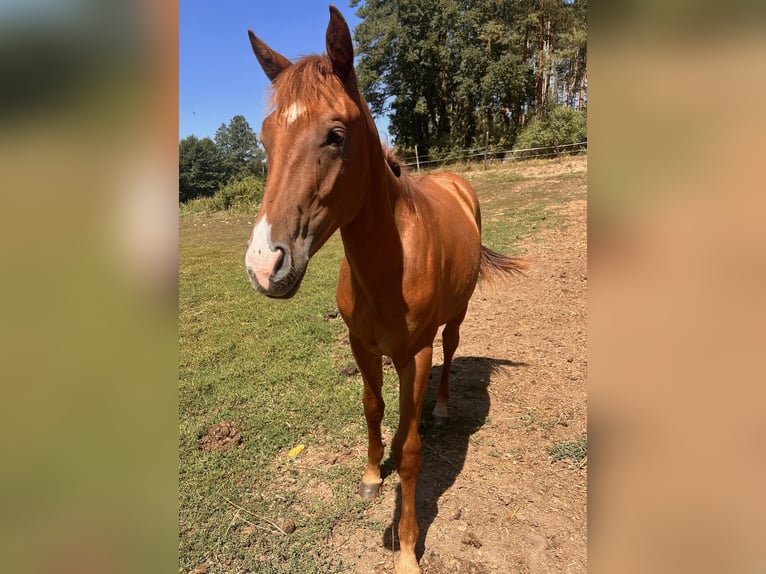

{"left": 352, "top": 0, "right": 587, "bottom": 155}
{"left": 180, "top": 1, "right": 587, "bottom": 205}
{"left": 179, "top": 115, "right": 265, "bottom": 204}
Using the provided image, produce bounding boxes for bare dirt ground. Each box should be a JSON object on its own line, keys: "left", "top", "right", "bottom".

{"left": 330, "top": 158, "right": 587, "bottom": 573}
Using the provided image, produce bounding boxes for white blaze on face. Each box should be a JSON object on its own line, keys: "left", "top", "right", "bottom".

{"left": 283, "top": 101, "right": 305, "bottom": 124}
{"left": 245, "top": 216, "right": 280, "bottom": 290}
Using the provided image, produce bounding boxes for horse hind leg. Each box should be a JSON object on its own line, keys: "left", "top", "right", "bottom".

{"left": 433, "top": 308, "right": 467, "bottom": 426}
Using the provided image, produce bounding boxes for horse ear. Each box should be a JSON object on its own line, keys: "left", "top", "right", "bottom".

{"left": 248, "top": 30, "right": 292, "bottom": 82}
{"left": 325, "top": 5, "right": 354, "bottom": 83}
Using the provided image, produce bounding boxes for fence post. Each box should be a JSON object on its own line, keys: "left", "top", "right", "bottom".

{"left": 415, "top": 145, "right": 421, "bottom": 175}
{"left": 483, "top": 131, "right": 489, "bottom": 171}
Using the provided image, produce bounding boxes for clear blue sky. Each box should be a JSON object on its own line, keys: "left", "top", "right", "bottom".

{"left": 179, "top": 1, "right": 390, "bottom": 143}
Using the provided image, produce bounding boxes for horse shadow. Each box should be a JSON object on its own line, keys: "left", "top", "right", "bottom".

{"left": 379, "top": 355, "right": 527, "bottom": 560}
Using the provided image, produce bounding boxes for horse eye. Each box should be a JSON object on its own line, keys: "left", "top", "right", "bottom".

{"left": 327, "top": 128, "right": 345, "bottom": 147}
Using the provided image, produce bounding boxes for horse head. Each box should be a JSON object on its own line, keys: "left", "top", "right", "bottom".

{"left": 245, "top": 6, "right": 372, "bottom": 298}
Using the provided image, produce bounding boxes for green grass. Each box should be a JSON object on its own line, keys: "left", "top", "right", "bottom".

{"left": 179, "top": 161, "right": 585, "bottom": 572}
{"left": 179, "top": 214, "right": 373, "bottom": 572}
{"left": 548, "top": 434, "right": 588, "bottom": 465}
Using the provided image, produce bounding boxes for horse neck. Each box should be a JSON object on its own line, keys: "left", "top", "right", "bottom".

{"left": 339, "top": 132, "right": 407, "bottom": 289}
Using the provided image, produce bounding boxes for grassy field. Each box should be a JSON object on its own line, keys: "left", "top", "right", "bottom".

{"left": 179, "top": 157, "right": 585, "bottom": 573}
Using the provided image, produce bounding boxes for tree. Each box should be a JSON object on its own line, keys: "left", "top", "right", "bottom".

{"left": 214, "top": 115, "right": 266, "bottom": 180}
{"left": 352, "top": 0, "right": 587, "bottom": 154}
{"left": 555, "top": 0, "right": 587, "bottom": 110}
{"left": 179, "top": 136, "right": 227, "bottom": 203}
{"left": 353, "top": 0, "right": 458, "bottom": 153}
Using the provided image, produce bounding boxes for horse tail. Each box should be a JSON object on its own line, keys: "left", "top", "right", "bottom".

{"left": 479, "top": 245, "right": 528, "bottom": 283}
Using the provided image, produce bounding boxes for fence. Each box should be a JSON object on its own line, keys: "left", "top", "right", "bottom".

{"left": 399, "top": 140, "right": 587, "bottom": 173}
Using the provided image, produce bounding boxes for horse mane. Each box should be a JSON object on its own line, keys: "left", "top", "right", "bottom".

{"left": 269, "top": 55, "right": 343, "bottom": 117}
{"left": 384, "top": 147, "right": 417, "bottom": 212}
{"left": 385, "top": 148, "right": 402, "bottom": 178}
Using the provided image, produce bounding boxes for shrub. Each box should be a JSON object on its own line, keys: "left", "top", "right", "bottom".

{"left": 179, "top": 176, "right": 264, "bottom": 214}
{"left": 515, "top": 105, "right": 587, "bottom": 157}
{"left": 216, "top": 176, "right": 265, "bottom": 210}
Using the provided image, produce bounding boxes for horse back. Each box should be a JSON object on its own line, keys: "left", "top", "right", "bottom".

{"left": 401, "top": 173, "right": 483, "bottom": 320}
{"left": 417, "top": 173, "right": 481, "bottom": 232}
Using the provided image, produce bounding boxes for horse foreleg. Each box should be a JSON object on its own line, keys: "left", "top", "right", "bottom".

{"left": 350, "top": 333, "right": 385, "bottom": 499}
{"left": 392, "top": 345, "right": 432, "bottom": 574}
{"left": 433, "top": 308, "right": 467, "bottom": 426}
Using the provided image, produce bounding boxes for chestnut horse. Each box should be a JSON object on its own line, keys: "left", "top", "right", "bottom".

{"left": 244, "top": 7, "right": 525, "bottom": 573}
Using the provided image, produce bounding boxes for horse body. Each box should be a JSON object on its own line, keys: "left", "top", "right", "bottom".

{"left": 244, "top": 7, "right": 524, "bottom": 573}
{"left": 337, "top": 171, "right": 482, "bottom": 358}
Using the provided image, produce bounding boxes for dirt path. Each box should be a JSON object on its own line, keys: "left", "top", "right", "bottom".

{"left": 331, "top": 159, "right": 588, "bottom": 573}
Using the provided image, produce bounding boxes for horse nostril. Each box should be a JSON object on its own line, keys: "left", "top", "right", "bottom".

{"left": 274, "top": 247, "right": 285, "bottom": 273}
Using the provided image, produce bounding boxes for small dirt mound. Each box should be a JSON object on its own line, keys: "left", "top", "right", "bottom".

{"left": 199, "top": 420, "right": 243, "bottom": 452}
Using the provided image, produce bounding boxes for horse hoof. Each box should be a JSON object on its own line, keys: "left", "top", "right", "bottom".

{"left": 358, "top": 481, "right": 381, "bottom": 500}
{"left": 433, "top": 414, "right": 450, "bottom": 427}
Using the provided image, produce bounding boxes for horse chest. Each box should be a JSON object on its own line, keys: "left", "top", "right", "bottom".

{"left": 338, "top": 282, "right": 436, "bottom": 359}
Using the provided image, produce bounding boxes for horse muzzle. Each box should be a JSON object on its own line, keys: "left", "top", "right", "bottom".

{"left": 245, "top": 217, "right": 309, "bottom": 299}
{"left": 245, "top": 243, "right": 307, "bottom": 299}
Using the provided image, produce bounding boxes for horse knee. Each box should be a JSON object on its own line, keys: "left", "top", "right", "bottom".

{"left": 363, "top": 405, "right": 384, "bottom": 426}
{"left": 363, "top": 395, "right": 384, "bottom": 421}
{"left": 393, "top": 435, "right": 421, "bottom": 478}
